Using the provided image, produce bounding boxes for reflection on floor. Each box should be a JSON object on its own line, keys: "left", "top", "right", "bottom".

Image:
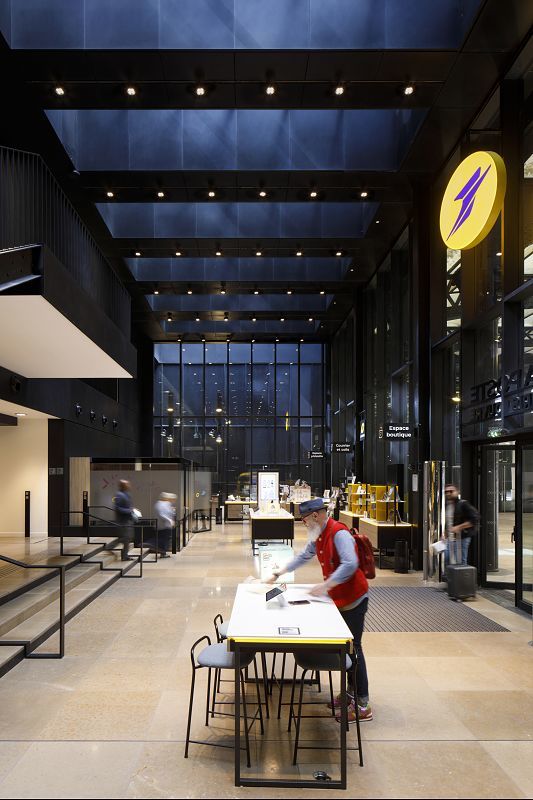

{"left": 0, "top": 522, "right": 531, "bottom": 798}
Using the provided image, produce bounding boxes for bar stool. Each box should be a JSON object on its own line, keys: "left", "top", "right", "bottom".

{"left": 289, "top": 650, "right": 364, "bottom": 767}
{"left": 214, "top": 614, "right": 270, "bottom": 719}
{"left": 184, "top": 635, "right": 262, "bottom": 768}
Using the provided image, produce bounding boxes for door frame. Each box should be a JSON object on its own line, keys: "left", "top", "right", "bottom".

{"left": 478, "top": 442, "right": 516, "bottom": 591}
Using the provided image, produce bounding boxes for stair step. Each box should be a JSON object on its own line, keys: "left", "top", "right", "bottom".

{"left": 0, "top": 645, "right": 24, "bottom": 677}
{"left": 0, "top": 562, "right": 101, "bottom": 637}
{"left": 0, "top": 552, "right": 145, "bottom": 649}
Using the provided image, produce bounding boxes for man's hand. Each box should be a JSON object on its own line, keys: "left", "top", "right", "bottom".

{"left": 309, "top": 582, "right": 329, "bottom": 596}
{"left": 264, "top": 573, "right": 279, "bottom": 585}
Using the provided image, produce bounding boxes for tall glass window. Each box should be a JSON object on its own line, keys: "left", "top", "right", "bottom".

{"left": 154, "top": 342, "right": 326, "bottom": 495}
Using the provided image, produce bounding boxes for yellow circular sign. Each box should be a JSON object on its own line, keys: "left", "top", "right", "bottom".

{"left": 440, "top": 151, "right": 506, "bottom": 250}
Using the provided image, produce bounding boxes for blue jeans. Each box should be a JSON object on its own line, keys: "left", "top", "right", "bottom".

{"left": 340, "top": 597, "right": 369, "bottom": 705}
{"left": 445, "top": 536, "right": 472, "bottom": 567}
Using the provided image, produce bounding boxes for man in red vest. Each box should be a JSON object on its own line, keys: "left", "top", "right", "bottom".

{"left": 267, "top": 498, "right": 371, "bottom": 722}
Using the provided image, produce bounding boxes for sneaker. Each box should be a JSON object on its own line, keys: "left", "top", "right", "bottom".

{"left": 335, "top": 701, "right": 373, "bottom": 723}
{"left": 327, "top": 692, "right": 354, "bottom": 710}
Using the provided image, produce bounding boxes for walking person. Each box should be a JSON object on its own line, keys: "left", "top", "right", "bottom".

{"left": 266, "top": 498, "right": 372, "bottom": 722}
{"left": 444, "top": 484, "right": 479, "bottom": 570}
{"left": 154, "top": 492, "right": 176, "bottom": 558}
{"left": 113, "top": 479, "right": 135, "bottom": 561}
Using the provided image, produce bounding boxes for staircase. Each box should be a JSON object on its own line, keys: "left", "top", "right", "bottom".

{"left": 0, "top": 537, "right": 145, "bottom": 678}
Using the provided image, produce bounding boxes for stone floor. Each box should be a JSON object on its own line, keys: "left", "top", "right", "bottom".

{"left": 0, "top": 523, "right": 532, "bottom": 798}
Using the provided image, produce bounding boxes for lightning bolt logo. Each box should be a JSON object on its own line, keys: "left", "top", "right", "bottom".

{"left": 447, "top": 164, "right": 491, "bottom": 240}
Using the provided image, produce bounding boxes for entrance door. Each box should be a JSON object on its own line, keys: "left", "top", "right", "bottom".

{"left": 479, "top": 445, "right": 516, "bottom": 587}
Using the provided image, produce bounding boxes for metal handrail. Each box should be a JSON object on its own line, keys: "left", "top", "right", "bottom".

{"left": 0, "top": 555, "right": 65, "bottom": 658}
{"left": 60, "top": 510, "right": 148, "bottom": 577}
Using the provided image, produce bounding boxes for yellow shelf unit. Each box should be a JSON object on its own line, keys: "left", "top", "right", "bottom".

{"left": 346, "top": 483, "right": 401, "bottom": 521}
{"left": 346, "top": 482, "right": 369, "bottom": 515}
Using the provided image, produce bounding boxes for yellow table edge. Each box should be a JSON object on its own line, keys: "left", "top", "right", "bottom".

{"left": 228, "top": 636, "right": 352, "bottom": 646}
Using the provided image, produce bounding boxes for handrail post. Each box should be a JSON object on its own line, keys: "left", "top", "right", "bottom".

{"left": 59, "top": 565, "right": 65, "bottom": 657}
{"left": 82, "top": 491, "right": 89, "bottom": 542}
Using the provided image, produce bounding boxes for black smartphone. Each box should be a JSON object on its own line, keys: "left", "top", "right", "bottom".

{"left": 288, "top": 599, "right": 310, "bottom": 605}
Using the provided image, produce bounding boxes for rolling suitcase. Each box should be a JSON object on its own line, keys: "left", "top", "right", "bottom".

{"left": 446, "top": 530, "right": 476, "bottom": 600}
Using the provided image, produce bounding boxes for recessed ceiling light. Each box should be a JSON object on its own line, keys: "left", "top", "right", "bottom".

{"left": 157, "top": 191, "right": 165, "bottom": 198}
{"left": 135, "top": 251, "right": 141, "bottom": 257}
{"left": 496, "top": 251, "right": 502, "bottom": 256}
{"left": 296, "top": 250, "right": 302, "bottom": 257}
{"left": 55, "top": 86, "right": 65, "bottom": 96}
{"left": 300, "top": 338, "right": 304, "bottom": 343}
{"left": 403, "top": 83, "right": 415, "bottom": 96}
{"left": 195, "top": 316, "right": 200, "bottom": 322}
{"left": 187, "top": 287, "right": 193, "bottom": 295}
{"left": 276, "top": 338, "right": 279, "bottom": 342}
{"left": 15, "top": 412, "right": 27, "bottom": 417}
{"left": 208, "top": 190, "right": 215, "bottom": 198}
{"left": 266, "top": 85, "right": 275, "bottom": 95}
{"left": 167, "top": 314, "right": 172, "bottom": 322}
{"left": 308, "top": 317, "right": 314, "bottom": 322}
{"left": 106, "top": 191, "right": 114, "bottom": 198}
{"left": 256, "top": 251, "right": 262, "bottom": 257}
{"left": 320, "top": 290, "right": 325, "bottom": 295}
{"left": 254, "top": 288, "right": 259, "bottom": 295}
{"left": 126, "top": 86, "right": 136, "bottom": 96}
{"left": 175, "top": 251, "right": 181, "bottom": 257}
{"left": 376, "top": 220, "right": 380, "bottom": 224}
{"left": 154, "top": 290, "right": 159, "bottom": 295}
{"left": 220, "top": 287, "right": 226, "bottom": 295}
{"left": 309, "top": 190, "right": 318, "bottom": 198}
{"left": 224, "top": 316, "right": 229, "bottom": 322}
{"left": 252, "top": 316, "right": 257, "bottom": 322}
{"left": 360, "top": 190, "right": 368, "bottom": 198}
{"left": 287, "top": 289, "right": 292, "bottom": 295}
{"left": 202, "top": 338, "right": 205, "bottom": 343}
{"left": 259, "top": 190, "right": 267, "bottom": 198}
{"left": 336, "top": 251, "right": 342, "bottom": 256}
{"left": 226, "top": 338, "right": 230, "bottom": 343}
{"left": 280, "top": 317, "right": 285, "bottom": 322}
{"left": 350, "top": 268, "right": 354, "bottom": 272}
{"left": 334, "top": 85, "right": 344, "bottom": 95}
{"left": 252, "top": 339, "right": 255, "bottom": 343}
{"left": 216, "top": 251, "right": 222, "bottom": 256}
{"left": 196, "top": 85, "right": 206, "bottom": 96}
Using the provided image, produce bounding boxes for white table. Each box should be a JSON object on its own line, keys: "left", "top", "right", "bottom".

{"left": 226, "top": 583, "right": 354, "bottom": 789}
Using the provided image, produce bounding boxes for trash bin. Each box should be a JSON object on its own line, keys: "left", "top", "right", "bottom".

{"left": 215, "top": 506, "right": 223, "bottom": 525}
{"left": 394, "top": 539, "right": 409, "bottom": 573}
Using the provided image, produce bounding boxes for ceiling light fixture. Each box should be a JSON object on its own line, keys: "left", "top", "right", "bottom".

{"left": 187, "top": 286, "right": 192, "bottom": 295}
{"left": 376, "top": 220, "right": 380, "bottom": 224}
{"left": 280, "top": 317, "right": 285, "bottom": 322}
{"left": 208, "top": 190, "right": 215, "bottom": 198}
{"left": 259, "top": 190, "right": 267, "bottom": 198}
{"left": 216, "top": 250, "right": 222, "bottom": 256}
{"left": 126, "top": 86, "right": 136, "bottom": 96}
{"left": 15, "top": 412, "right": 27, "bottom": 417}
{"left": 106, "top": 191, "right": 114, "bottom": 198}
{"left": 320, "top": 290, "right": 325, "bottom": 295}
{"left": 296, "top": 250, "right": 302, "bottom": 257}
{"left": 266, "top": 84, "right": 275, "bottom": 95}
{"left": 157, "top": 191, "right": 165, "bottom": 198}
{"left": 55, "top": 86, "right": 65, "bottom": 96}
{"left": 309, "top": 190, "right": 318, "bottom": 198}
{"left": 308, "top": 317, "right": 314, "bottom": 322}
{"left": 252, "top": 317, "right": 257, "bottom": 322}
{"left": 196, "top": 85, "right": 206, "bottom": 96}
{"left": 403, "top": 83, "right": 415, "bottom": 96}
{"left": 254, "top": 287, "right": 259, "bottom": 295}
{"left": 334, "top": 85, "right": 344, "bottom": 95}
{"left": 287, "top": 289, "right": 292, "bottom": 295}
{"left": 300, "top": 338, "right": 304, "bottom": 343}
{"left": 360, "top": 190, "right": 369, "bottom": 198}
{"left": 220, "top": 285, "right": 226, "bottom": 295}
{"left": 175, "top": 251, "right": 182, "bottom": 257}
{"left": 256, "top": 251, "right": 262, "bottom": 257}
{"left": 154, "top": 290, "right": 159, "bottom": 295}
{"left": 336, "top": 250, "right": 342, "bottom": 256}
{"left": 167, "top": 313, "right": 172, "bottom": 322}
{"left": 135, "top": 251, "right": 141, "bottom": 257}
{"left": 196, "top": 316, "right": 200, "bottom": 322}
{"left": 496, "top": 251, "right": 502, "bottom": 256}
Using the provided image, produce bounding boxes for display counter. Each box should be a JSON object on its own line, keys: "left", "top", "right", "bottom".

{"left": 338, "top": 509, "right": 361, "bottom": 529}
{"left": 224, "top": 499, "right": 257, "bottom": 522}
{"left": 249, "top": 508, "right": 294, "bottom": 553}
{"left": 280, "top": 498, "right": 318, "bottom": 519}
{"left": 358, "top": 517, "right": 414, "bottom": 569}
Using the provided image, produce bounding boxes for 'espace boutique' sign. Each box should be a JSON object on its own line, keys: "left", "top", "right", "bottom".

{"left": 469, "top": 368, "right": 533, "bottom": 421}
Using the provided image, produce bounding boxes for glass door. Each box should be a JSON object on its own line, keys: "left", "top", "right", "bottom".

{"left": 479, "top": 445, "right": 516, "bottom": 587}
{"left": 519, "top": 448, "right": 533, "bottom": 611}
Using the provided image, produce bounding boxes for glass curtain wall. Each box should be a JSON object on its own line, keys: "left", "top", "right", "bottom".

{"left": 154, "top": 341, "right": 325, "bottom": 497}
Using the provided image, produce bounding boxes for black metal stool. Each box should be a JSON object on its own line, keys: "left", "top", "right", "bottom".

{"left": 184, "top": 635, "right": 262, "bottom": 768}
{"left": 289, "top": 650, "right": 364, "bottom": 767}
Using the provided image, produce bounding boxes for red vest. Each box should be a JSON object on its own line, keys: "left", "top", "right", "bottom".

{"left": 315, "top": 518, "right": 369, "bottom": 609}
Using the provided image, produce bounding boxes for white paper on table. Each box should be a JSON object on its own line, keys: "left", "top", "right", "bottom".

{"left": 285, "top": 587, "right": 334, "bottom": 604}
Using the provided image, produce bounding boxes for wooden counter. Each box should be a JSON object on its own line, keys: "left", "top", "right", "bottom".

{"left": 358, "top": 517, "right": 414, "bottom": 569}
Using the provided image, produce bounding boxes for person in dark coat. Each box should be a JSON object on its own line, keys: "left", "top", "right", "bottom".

{"left": 444, "top": 484, "right": 479, "bottom": 568}
{"left": 113, "top": 479, "right": 134, "bottom": 560}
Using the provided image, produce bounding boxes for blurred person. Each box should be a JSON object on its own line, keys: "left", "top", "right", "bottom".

{"left": 266, "top": 498, "right": 372, "bottom": 722}
{"left": 154, "top": 492, "right": 176, "bottom": 558}
{"left": 113, "top": 479, "right": 135, "bottom": 560}
{"left": 444, "top": 484, "right": 479, "bottom": 569}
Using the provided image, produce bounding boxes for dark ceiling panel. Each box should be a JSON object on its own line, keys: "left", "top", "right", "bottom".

{"left": 234, "top": 51, "right": 309, "bottom": 81}
{"left": 305, "top": 51, "right": 384, "bottom": 81}
{"left": 377, "top": 51, "right": 457, "bottom": 82}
